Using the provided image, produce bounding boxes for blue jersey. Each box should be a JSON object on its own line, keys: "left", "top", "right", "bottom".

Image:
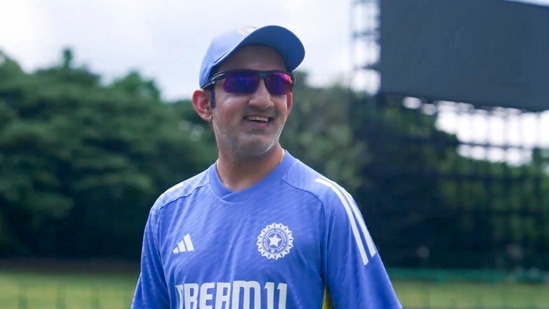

{"left": 132, "top": 151, "right": 401, "bottom": 309}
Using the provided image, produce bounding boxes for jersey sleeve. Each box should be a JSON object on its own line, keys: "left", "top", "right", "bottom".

{"left": 316, "top": 178, "right": 402, "bottom": 309}
{"left": 131, "top": 205, "right": 169, "bottom": 309}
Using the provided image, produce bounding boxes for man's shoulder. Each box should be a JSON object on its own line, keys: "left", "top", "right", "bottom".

{"left": 152, "top": 167, "right": 211, "bottom": 210}
{"left": 284, "top": 158, "right": 351, "bottom": 204}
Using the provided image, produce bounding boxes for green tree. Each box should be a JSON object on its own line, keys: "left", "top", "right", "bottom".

{"left": 281, "top": 71, "right": 368, "bottom": 193}
{"left": 0, "top": 50, "right": 213, "bottom": 258}
{"left": 350, "top": 94, "right": 549, "bottom": 270}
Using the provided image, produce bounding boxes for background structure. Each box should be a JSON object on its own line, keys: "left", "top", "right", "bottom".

{"left": 351, "top": 0, "right": 549, "bottom": 277}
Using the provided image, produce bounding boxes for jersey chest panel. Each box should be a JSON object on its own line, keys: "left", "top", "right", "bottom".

{"left": 164, "top": 198, "right": 322, "bottom": 280}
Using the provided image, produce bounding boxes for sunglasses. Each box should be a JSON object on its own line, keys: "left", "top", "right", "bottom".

{"left": 203, "top": 70, "right": 295, "bottom": 95}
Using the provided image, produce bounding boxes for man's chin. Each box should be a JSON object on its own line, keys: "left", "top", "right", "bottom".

{"left": 235, "top": 140, "right": 279, "bottom": 158}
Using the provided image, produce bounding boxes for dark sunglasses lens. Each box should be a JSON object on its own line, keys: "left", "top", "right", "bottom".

{"left": 223, "top": 72, "right": 260, "bottom": 94}
{"left": 265, "top": 73, "right": 293, "bottom": 95}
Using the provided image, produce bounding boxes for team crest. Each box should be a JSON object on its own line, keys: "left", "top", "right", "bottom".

{"left": 238, "top": 25, "right": 257, "bottom": 35}
{"left": 257, "top": 223, "right": 294, "bottom": 260}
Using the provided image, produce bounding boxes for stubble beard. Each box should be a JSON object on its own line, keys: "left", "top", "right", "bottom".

{"left": 214, "top": 117, "right": 286, "bottom": 161}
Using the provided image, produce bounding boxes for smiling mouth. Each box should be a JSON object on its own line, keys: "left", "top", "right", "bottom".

{"left": 245, "top": 115, "right": 272, "bottom": 123}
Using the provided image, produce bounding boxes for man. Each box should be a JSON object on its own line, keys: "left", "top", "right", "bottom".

{"left": 131, "top": 25, "right": 402, "bottom": 309}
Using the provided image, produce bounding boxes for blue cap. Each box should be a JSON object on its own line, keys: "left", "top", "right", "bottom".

{"left": 198, "top": 25, "right": 305, "bottom": 88}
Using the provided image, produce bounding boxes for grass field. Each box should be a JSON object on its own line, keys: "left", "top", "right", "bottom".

{"left": 0, "top": 264, "right": 548, "bottom": 309}
{"left": 0, "top": 269, "right": 137, "bottom": 309}
{"left": 394, "top": 280, "right": 549, "bottom": 308}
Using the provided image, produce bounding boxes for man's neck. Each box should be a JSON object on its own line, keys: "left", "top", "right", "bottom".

{"left": 216, "top": 147, "right": 285, "bottom": 192}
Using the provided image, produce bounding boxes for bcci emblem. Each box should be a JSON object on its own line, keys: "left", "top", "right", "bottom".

{"left": 257, "top": 223, "right": 294, "bottom": 260}
{"left": 238, "top": 25, "right": 257, "bottom": 35}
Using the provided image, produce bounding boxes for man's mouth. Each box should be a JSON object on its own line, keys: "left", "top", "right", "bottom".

{"left": 245, "top": 115, "right": 271, "bottom": 123}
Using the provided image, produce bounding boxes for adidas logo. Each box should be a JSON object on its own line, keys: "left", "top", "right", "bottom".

{"left": 172, "top": 234, "right": 194, "bottom": 254}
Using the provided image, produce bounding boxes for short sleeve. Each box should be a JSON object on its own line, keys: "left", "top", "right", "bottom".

{"left": 316, "top": 177, "right": 402, "bottom": 309}
{"left": 131, "top": 205, "right": 169, "bottom": 309}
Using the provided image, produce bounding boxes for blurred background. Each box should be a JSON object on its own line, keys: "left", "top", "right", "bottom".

{"left": 1, "top": 0, "right": 549, "bottom": 308}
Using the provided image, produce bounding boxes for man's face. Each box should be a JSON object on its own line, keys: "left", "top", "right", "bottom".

{"left": 209, "top": 45, "right": 293, "bottom": 159}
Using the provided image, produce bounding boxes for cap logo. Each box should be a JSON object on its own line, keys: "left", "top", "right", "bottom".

{"left": 238, "top": 26, "right": 257, "bottom": 36}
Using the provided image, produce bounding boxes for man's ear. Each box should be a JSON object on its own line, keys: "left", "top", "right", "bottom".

{"left": 286, "top": 92, "right": 293, "bottom": 115}
{"left": 192, "top": 90, "right": 213, "bottom": 121}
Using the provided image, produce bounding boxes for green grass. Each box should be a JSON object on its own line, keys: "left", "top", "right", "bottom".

{"left": 0, "top": 269, "right": 137, "bottom": 309}
{"left": 1, "top": 267, "right": 549, "bottom": 309}
{"left": 394, "top": 280, "right": 549, "bottom": 308}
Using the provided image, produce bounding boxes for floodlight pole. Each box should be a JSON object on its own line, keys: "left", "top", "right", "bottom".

{"left": 350, "top": 0, "right": 380, "bottom": 97}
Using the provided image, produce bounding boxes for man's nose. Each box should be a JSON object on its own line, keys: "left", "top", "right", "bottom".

{"left": 248, "top": 80, "right": 274, "bottom": 109}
